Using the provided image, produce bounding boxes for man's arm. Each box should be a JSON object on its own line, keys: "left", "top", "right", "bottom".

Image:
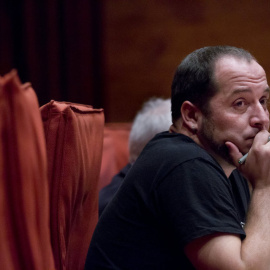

{"left": 185, "top": 130, "right": 270, "bottom": 270}
{"left": 185, "top": 189, "right": 270, "bottom": 269}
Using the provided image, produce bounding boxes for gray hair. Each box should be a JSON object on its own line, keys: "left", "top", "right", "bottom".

{"left": 128, "top": 98, "right": 171, "bottom": 164}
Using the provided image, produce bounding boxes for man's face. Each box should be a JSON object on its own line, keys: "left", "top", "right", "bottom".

{"left": 197, "top": 56, "right": 270, "bottom": 163}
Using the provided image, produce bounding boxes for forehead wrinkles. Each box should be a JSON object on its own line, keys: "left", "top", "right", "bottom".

{"left": 213, "top": 57, "right": 267, "bottom": 88}
{"left": 226, "top": 73, "right": 267, "bottom": 85}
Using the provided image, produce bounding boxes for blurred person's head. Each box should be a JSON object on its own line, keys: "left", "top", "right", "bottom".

{"left": 128, "top": 98, "right": 171, "bottom": 164}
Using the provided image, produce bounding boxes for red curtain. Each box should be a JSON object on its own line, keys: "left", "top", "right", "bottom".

{"left": 0, "top": 0, "right": 104, "bottom": 108}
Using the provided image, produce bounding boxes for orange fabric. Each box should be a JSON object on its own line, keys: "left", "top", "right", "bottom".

{"left": 0, "top": 70, "right": 55, "bottom": 270}
{"left": 99, "top": 122, "right": 131, "bottom": 191}
{"left": 40, "top": 101, "right": 104, "bottom": 270}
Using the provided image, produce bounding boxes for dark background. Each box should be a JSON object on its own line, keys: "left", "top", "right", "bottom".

{"left": 1, "top": 0, "right": 270, "bottom": 122}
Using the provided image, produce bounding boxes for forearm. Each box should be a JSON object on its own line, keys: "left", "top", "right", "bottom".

{"left": 185, "top": 187, "right": 270, "bottom": 270}
{"left": 188, "top": 132, "right": 270, "bottom": 269}
{"left": 240, "top": 187, "right": 270, "bottom": 269}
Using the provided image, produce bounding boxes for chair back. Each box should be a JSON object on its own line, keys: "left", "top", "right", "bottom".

{"left": 40, "top": 101, "right": 104, "bottom": 270}
{"left": 0, "top": 70, "right": 55, "bottom": 270}
{"left": 99, "top": 122, "right": 131, "bottom": 190}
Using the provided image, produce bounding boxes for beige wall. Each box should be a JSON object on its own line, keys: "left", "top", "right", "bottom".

{"left": 101, "top": 0, "right": 270, "bottom": 122}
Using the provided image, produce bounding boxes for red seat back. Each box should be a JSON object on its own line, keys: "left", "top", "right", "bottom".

{"left": 99, "top": 122, "right": 131, "bottom": 191}
{"left": 40, "top": 101, "right": 104, "bottom": 270}
{"left": 0, "top": 70, "right": 55, "bottom": 270}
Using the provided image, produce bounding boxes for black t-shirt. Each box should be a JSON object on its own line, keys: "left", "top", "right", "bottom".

{"left": 85, "top": 132, "right": 250, "bottom": 269}
{"left": 99, "top": 163, "right": 132, "bottom": 216}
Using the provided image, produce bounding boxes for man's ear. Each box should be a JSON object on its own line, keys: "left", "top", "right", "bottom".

{"left": 181, "top": 101, "right": 200, "bottom": 131}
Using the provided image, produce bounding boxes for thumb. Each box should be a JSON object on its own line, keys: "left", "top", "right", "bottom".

{"left": 225, "top": 141, "right": 244, "bottom": 167}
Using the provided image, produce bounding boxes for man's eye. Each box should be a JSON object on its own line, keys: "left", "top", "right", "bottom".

{"left": 235, "top": 100, "right": 245, "bottom": 107}
{"left": 233, "top": 99, "right": 248, "bottom": 111}
{"left": 260, "top": 98, "right": 268, "bottom": 106}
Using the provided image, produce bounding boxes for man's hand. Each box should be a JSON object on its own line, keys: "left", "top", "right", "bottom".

{"left": 226, "top": 130, "right": 270, "bottom": 189}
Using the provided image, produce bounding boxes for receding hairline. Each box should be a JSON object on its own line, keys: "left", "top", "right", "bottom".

{"left": 211, "top": 55, "right": 260, "bottom": 89}
{"left": 171, "top": 46, "right": 258, "bottom": 122}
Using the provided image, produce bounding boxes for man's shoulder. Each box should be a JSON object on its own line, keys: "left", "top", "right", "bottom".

{"left": 146, "top": 131, "right": 214, "bottom": 163}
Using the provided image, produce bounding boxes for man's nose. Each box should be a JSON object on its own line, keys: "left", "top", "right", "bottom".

{"left": 250, "top": 102, "right": 270, "bottom": 130}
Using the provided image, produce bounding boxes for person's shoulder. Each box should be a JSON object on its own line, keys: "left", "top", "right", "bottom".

{"left": 150, "top": 131, "right": 195, "bottom": 147}
{"left": 145, "top": 131, "right": 216, "bottom": 165}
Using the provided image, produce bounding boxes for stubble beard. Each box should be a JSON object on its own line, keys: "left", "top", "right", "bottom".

{"left": 199, "top": 115, "right": 234, "bottom": 166}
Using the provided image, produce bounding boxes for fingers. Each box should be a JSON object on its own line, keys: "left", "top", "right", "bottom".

{"left": 226, "top": 130, "right": 270, "bottom": 170}
{"left": 250, "top": 130, "right": 270, "bottom": 148}
{"left": 226, "top": 130, "right": 270, "bottom": 189}
{"left": 225, "top": 141, "right": 243, "bottom": 167}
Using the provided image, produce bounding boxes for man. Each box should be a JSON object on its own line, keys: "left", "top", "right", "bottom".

{"left": 99, "top": 98, "right": 171, "bottom": 216}
{"left": 85, "top": 46, "right": 270, "bottom": 269}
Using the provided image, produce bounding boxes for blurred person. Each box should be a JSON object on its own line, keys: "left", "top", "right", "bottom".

{"left": 85, "top": 45, "right": 270, "bottom": 269}
{"left": 99, "top": 97, "right": 171, "bottom": 216}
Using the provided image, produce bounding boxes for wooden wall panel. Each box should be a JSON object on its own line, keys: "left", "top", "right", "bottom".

{"left": 102, "top": 0, "right": 270, "bottom": 122}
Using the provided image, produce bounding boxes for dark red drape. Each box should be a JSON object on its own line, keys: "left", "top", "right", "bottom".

{"left": 0, "top": 0, "right": 104, "bottom": 108}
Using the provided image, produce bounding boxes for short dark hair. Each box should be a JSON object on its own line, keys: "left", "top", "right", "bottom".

{"left": 171, "top": 45, "right": 256, "bottom": 122}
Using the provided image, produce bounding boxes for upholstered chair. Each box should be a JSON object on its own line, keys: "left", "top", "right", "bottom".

{"left": 40, "top": 101, "right": 104, "bottom": 270}
{"left": 99, "top": 122, "right": 131, "bottom": 191}
{"left": 0, "top": 70, "right": 55, "bottom": 270}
